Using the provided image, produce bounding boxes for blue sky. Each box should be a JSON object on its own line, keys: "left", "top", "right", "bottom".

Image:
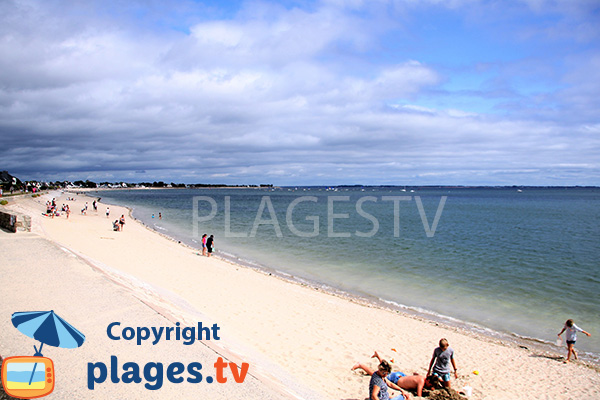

{"left": 1, "top": 0, "right": 599, "bottom": 185}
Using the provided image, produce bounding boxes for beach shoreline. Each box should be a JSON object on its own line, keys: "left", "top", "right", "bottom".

{"left": 85, "top": 188, "right": 600, "bottom": 368}
{"left": 2, "top": 190, "right": 599, "bottom": 399}
{"left": 2, "top": 191, "right": 321, "bottom": 400}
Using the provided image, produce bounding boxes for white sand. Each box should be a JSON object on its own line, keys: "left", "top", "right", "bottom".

{"left": 0, "top": 229, "right": 291, "bottom": 399}
{"left": 2, "top": 191, "right": 599, "bottom": 400}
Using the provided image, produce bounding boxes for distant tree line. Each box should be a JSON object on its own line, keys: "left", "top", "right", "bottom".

{"left": 187, "top": 183, "right": 273, "bottom": 188}
{"left": 1, "top": 172, "right": 274, "bottom": 192}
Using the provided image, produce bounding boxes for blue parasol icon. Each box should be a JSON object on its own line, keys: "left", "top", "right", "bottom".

{"left": 11, "top": 310, "right": 85, "bottom": 385}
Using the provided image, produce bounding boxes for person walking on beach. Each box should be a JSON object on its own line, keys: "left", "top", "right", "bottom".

{"left": 427, "top": 338, "right": 458, "bottom": 389}
{"left": 206, "top": 235, "right": 214, "bottom": 257}
{"left": 558, "top": 319, "right": 591, "bottom": 363}
{"left": 106, "top": 207, "right": 110, "bottom": 218}
{"left": 119, "top": 215, "right": 126, "bottom": 231}
{"left": 201, "top": 234, "right": 208, "bottom": 256}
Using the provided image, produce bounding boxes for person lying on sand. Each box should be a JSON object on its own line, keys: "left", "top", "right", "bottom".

{"left": 353, "top": 351, "right": 428, "bottom": 397}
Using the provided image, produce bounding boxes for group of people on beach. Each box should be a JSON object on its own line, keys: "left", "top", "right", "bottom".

{"left": 201, "top": 233, "right": 215, "bottom": 257}
{"left": 61, "top": 203, "right": 71, "bottom": 219}
{"left": 43, "top": 196, "right": 95, "bottom": 219}
{"left": 80, "top": 199, "right": 101, "bottom": 215}
{"left": 44, "top": 198, "right": 60, "bottom": 218}
{"left": 356, "top": 338, "right": 457, "bottom": 400}
{"left": 360, "top": 318, "right": 591, "bottom": 400}
{"left": 112, "top": 215, "right": 126, "bottom": 231}
{"left": 44, "top": 198, "right": 71, "bottom": 219}
{"left": 44, "top": 194, "right": 127, "bottom": 232}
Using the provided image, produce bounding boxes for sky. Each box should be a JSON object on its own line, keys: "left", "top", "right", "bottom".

{"left": 1, "top": 0, "right": 599, "bottom": 186}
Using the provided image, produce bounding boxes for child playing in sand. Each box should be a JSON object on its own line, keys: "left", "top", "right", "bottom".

{"left": 558, "top": 319, "right": 591, "bottom": 363}
{"left": 427, "top": 338, "right": 458, "bottom": 388}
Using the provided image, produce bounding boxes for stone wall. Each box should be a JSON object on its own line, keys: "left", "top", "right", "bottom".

{"left": 0, "top": 210, "right": 31, "bottom": 232}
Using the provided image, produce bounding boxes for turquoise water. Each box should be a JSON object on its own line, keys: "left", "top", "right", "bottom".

{"left": 91, "top": 187, "right": 600, "bottom": 359}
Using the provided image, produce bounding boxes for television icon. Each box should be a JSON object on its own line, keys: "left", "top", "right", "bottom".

{"left": 1, "top": 356, "right": 54, "bottom": 399}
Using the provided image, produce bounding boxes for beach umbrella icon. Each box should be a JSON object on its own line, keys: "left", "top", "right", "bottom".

{"left": 11, "top": 311, "right": 85, "bottom": 385}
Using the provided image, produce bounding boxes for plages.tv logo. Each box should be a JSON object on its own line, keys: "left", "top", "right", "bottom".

{"left": 1, "top": 310, "right": 85, "bottom": 399}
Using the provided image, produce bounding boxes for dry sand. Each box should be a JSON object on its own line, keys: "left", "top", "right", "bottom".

{"left": 0, "top": 228, "right": 288, "bottom": 400}
{"left": 1, "top": 191, "right": 599, "bottom": 400}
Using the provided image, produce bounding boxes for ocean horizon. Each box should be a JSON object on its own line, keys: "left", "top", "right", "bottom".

{"left": 89, "top": 186, "right": 600, "bottom": 363}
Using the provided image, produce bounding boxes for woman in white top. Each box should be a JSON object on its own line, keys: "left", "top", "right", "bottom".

{"left": 558, "top": 319, "right": 591, "bottom": 363}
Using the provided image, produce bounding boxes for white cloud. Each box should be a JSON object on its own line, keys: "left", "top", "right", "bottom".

{"left": 0, "top": 0, "right": 598, "bottom": 185}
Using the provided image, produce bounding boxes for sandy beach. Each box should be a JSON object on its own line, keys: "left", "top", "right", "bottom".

{"left": 2, "top": 191, "right": 599, "bottom": 400}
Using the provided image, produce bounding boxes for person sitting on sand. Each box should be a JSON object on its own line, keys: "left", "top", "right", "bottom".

{"left": 353, "top": 351, "right": 427, "bottom": 397}
{"left": 368, "top": 360, "right": 411, "bottom": 400}
{"left": 113, "top": 220, "right": 119, "bottom": 231}
{"left": 558, "top": 319, "right": 591, "bottom": 363}
{"left": 427, "top": 338, "right": 458, "bottom": 389}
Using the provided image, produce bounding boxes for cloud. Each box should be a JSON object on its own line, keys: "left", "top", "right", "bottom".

{"left": 0, "top": 0, "right": 599, "bottom": 185}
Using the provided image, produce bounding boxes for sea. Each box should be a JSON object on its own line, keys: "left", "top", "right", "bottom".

{"left": 90, "top": 187, "right": 600, "bottom": 363}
